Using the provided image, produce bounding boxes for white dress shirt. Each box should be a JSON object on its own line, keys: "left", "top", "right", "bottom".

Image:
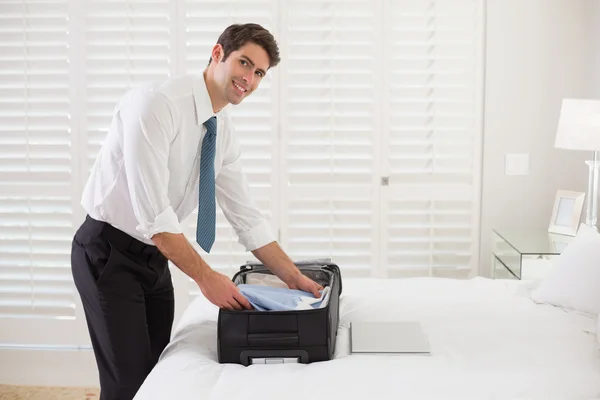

{"left": 81, "top": 74, "right": 275, "bottom": 251}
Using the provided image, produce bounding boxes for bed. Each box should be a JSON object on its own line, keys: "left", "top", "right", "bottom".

{"left": 133, "top": 275, "right": 600, "bottom": 400}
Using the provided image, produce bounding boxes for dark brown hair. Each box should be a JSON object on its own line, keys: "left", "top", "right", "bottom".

{"left": 208, "top": 23, "right": 280, "bottom": 69}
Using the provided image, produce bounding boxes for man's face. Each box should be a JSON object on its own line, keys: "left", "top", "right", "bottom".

{"left": 213, "top": 42, "right": 269, "bottom": 105}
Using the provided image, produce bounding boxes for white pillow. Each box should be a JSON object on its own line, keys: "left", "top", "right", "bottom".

{"left": 531, "top": 223, "right": 600, "bottom": 315}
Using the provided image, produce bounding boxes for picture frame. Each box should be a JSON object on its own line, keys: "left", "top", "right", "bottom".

{"left": 548, "top": 190, "right": 586, "bottom": 236}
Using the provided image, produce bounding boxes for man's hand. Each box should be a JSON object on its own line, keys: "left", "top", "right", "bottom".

{"left": 287, "top": 273, "right": 324, "bottom": 298}
{"left": 151, "top": 232, "right": 252, "bottom": 311}
{"left": 197, "top": 270, "right": 253, "bottom": 310}
{"left": 251, "top": 241, "right": 325, "bottom": 298}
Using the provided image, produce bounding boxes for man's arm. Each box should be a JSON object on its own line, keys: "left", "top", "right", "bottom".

{"left": 119, "top": 92, "right": 183, "bottom": 239}
{"left": 251, "top": 241, "right": 299, "bottom": 283}
{"left": 151, "top": 232, "right": 209, "bottom": 282}
{"left": 252, "top": 241, "right": 323, "bottom": 297}
{"left": 215, "top": 114, "right": 323, "bottom": 297}
{"left": 151, "top": 232, "right": 252, "bottom": 310}
{"left": 118, "top": 95, "right": 250, "bottom": 310}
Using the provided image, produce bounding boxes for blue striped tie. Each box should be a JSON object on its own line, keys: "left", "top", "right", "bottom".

{"left": 196, "top": 116, "right": 217, "bottom": 253}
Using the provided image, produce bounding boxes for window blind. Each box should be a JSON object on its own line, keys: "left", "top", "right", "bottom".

{"left": 0, "top": 0, "right": 79, "bottom": 345}
{"left": 80, "top": 0, "right": 177, "bottom": 337}
{"left": 383, "top": 0, "right": 483, "bottom": 277}
{"left": 84, "top": 0, "right": 173, "bottom": 172}
{"left": 279, "top": 0, "right": 380, "bottom": 276}
{"left": 1, "top": 0, "right": 484, "bottom": 347}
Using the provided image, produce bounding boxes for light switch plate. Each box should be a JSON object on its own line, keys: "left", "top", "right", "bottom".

{"left": 505, "top": 153, "right": 529, "bottom": 176}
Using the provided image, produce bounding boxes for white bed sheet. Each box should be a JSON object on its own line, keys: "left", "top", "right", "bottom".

{"left": 134, "top": 277, "right": 600, "bottom": 400}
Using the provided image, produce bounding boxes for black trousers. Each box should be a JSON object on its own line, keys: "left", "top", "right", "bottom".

{"left": 71, "top": 215, "right": 174, "bottom": 400}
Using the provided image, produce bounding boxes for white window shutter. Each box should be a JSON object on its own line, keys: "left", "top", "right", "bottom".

{"left": 84, "top": 0, "right": 174, "bottom": 172}
{"left": 1, "top": 0, "right": 485, "bottom": 348}
{"left": 279, "top": 0, "right": 380, "bottom": 276}
{"left": 73, "top": 1, "right": 174, "bottom": 345}
{"left": 180, "top": 1, "right": 280, "bottom": 291}
{"left": 382, "top": 0, "right": 484, "bottom": 277}
{"left": 0, "top": 0, "right": 77, "bottom": 345}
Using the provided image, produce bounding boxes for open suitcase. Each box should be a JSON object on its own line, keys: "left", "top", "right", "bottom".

{"left": 217, "top": 259, "right": 342, "bottom": 366}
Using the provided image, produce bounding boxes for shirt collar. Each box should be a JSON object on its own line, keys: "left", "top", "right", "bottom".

{"left": 192, "top": 74, "right": 220, "bottom": 126}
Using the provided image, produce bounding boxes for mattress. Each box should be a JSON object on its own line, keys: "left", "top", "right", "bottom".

{"left": 133, "top": 277, "right": 600, "bottom": 400}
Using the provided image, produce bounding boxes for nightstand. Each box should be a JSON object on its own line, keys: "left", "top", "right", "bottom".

{"left": 491, "top": 229, "right": 573, "bottom": 280}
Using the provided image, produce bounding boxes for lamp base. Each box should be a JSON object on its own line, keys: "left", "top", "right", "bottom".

{"left": 584, "top": 152, "right": 600, "bottom": 231}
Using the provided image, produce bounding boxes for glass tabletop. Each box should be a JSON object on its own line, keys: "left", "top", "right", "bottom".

{"left": 492, "top": 229, "right": 573, "bottom": 255}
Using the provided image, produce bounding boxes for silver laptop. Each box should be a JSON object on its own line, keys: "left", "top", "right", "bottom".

{"left": 350, "top": 321, "right": 430, "bottom": 354}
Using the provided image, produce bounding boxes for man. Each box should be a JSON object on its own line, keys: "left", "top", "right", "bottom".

{"left": 71, "top": 23, "right": 322, "bottom": 400}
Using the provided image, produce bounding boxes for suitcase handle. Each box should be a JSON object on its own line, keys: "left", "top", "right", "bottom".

{"left": 240, "top": 349, "right": 309, "bottom": 366}
{"left": 247, "top": 332, "right": 298, "bottom": 346}
{"left": 250, "top": 357, "right": 299, "bottom": 364}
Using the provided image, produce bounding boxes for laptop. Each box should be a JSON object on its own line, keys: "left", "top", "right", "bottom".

{"left": 350, "top": 321, "right": 431, "bottom": 355}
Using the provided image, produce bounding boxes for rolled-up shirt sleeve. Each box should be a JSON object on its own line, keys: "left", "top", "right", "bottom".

{"left": 119, "top": 91, "right": 182, "bottom": 239}
{"left": 216, "top": 119, "right": 276, "bottom": 251}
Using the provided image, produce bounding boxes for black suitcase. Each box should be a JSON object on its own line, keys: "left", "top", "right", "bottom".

{"left": 217, "top": 260, "right": 342, "bottom": 366}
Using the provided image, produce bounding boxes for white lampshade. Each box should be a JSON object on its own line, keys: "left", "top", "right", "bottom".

{"left": 555, "top": 99, "right": 600, "bottom": 151}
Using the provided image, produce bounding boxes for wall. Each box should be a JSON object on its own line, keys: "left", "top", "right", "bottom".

{"left": 593, "top": 0, "right": 600, "bottom": 97}
{"left": 478, "top": 0, "right": 599, "bottom": 275}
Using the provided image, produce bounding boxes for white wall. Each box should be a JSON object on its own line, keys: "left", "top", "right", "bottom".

{"left": 593, "top": 0, "right": 600, "bottom": 97}
{"left": 478, "top": 0, "right": 599, "bottom": 275}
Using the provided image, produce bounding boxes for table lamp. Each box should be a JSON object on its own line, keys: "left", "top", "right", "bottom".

{"left": 554, "top": 99, "right": 600, "bottom": 230}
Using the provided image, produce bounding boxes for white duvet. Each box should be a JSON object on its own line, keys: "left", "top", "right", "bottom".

{"left": 134, "top": 277, "right": 600, "bottom": 400}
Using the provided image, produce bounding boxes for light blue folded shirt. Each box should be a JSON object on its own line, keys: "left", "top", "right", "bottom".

{"left": 238, "top": 284, "right": 331, "bottom": 311}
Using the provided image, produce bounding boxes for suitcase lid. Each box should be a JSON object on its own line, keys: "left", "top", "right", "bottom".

{"left": 234, "top": 259, "right": 342, "bottom": 295}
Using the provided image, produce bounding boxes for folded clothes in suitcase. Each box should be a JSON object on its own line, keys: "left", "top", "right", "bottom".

{"left": 236, "top": 284, "right": 333, "bottom": 311}
{"left": 217, "top": 259, "right": 342, "bottom": 366}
